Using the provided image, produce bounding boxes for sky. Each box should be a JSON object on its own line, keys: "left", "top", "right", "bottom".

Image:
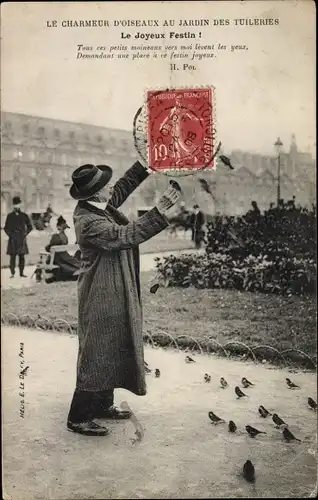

{"left": 1, "top": 1, "right": 316, "bottom": 157}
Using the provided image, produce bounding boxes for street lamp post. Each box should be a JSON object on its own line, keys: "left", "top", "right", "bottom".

{"left": 274, "top": 137, "right": 283, "bottom": 206}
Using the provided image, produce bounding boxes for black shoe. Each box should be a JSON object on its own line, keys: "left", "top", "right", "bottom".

{"left": 20, "top": 274, "right": 27, "bottom": 278}
{"left": 95, "top": 405, "right": 132, "bottom": 420}
{"left": 10, "top": 274, "right": 15, "bottom": 279}
{"left": 67, "top": 420, "right": 110, "bottom": 436}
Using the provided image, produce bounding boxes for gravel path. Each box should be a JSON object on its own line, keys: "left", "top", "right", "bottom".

{"left": 2, "top": 326, "right": 317, "bottom": 499}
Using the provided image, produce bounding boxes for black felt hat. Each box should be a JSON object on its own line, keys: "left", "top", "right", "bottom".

{"left": 12, "top": 196, "right": 21, "bottom": 205}
{"left": 69, "top": 164, "right": 113, "bottom": 201}
{"left": 57, "top": 215, "right": 70, "bottom": 228}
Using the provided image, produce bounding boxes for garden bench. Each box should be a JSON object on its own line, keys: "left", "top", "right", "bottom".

{"left": 34, "top": 244, "right": 80, "bottom": 282}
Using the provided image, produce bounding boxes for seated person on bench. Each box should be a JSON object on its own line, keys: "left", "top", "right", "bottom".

{"left": 45, "top": 216, "right": 80, "bottom": 283}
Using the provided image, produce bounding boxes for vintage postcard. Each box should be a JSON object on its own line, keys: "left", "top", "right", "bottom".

{"left": 1, "top": 1, "right": 316, "bottom": 499}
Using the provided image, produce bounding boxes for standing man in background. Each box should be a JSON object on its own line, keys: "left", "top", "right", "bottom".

{"left": 4, "top": 196, "right": 33, "bottom": 278}
{"left": 189, "top": 204, "right": 205, "bottom": 249}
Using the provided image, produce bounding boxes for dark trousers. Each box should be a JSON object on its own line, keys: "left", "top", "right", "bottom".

{"left": 67, "top": 389, "right": 114, "bottom": 423}
{"left": 9, "top": 254, "right": 25, "bottom": 276}
{"left": 191, "top": 228, "right": 204, "bottom": 249}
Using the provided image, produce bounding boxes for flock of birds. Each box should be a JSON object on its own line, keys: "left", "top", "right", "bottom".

{"left": 144, "top": 356, "right": 317, "bottom": 485}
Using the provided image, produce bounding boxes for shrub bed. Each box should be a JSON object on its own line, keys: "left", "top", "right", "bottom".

{"left": 155, "top": 253, "right": 316, "bottom": 295}
{"left": 155, "top": 199, "right": 316, "bottom": 296}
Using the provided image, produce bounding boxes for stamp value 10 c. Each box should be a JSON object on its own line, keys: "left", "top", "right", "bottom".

{"left": 147, "top": 88, "right": 215, "bottom": 172}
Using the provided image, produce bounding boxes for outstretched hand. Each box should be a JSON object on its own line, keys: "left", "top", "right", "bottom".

{"left": 156, "top": 186, "right": 181, "bottom": 215}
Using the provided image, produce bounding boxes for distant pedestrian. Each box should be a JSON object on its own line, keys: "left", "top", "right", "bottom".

{"left": 189, "top": 204, "right": 205, "bottom": 248}
{"left": 43, "top": 203, "right": 54, "bottom": 228}
{"left": 4, "top": 196, "right": 33, "bottom": 278}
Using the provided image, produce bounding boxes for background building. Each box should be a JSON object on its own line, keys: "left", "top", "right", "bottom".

{"left": 1, "top": 111, "right": 316, "bottom": 220}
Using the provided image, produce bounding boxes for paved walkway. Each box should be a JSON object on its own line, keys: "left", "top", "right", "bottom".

{"left": 1, "top": 248, "right": 205, "bottom": 290}
{"left": 2, "top": 326, "right": 317, "bottom": 499}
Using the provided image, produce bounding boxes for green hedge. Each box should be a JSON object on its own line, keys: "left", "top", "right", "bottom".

{"left": 155, "top": 253, "right": 316, "bottom": 296}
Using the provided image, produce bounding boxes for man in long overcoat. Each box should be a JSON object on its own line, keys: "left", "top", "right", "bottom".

{"left": 4, "top": 196, "right": 33, "bottom": 278}
{"left": 67, "top": 160, "right": 180, "bottom": 436}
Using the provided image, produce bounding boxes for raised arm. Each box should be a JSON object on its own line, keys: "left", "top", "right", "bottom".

{"left": 109, "top": 161, "right": 150, "bottom": 209}
{"left": 77, "top": 207, "right": 169, "bottom": 252}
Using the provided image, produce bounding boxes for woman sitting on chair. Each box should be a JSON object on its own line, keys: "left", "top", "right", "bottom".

{"left": 45, "top": 216, "right": 80, "bottom": 283}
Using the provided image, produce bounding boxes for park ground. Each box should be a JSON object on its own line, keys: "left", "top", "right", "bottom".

{"left": 2, "top": 325, "right": 317, "bottom": 499}
{"left": 1, "top": 270, "right": 316, "bottom": 358}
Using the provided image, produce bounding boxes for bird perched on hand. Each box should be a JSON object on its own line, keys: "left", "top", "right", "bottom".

{"left": 243, "top": 460, "right": 255, "bottom": 483}
{"left": 155, "top": 368, "right": 160, "bottom": 378}
{"left": 220, "top": 377, "right": 228, "bottom": 388}
{"left": 246, "top": 425, "right": 266, "bottom": 438}
{"left": 208, "top": 411, "right": 225, "bottom": 424}
{"left": 258, "top": 405, "right": 272, "bottom": 418}
{"left": 169, "top": 179, "right": 183, "bottom": 193}
{"left": 204, "top": 373, "right": 211, "bottom": 383}
{"left": 235, "top": 386, "right": 248, "bottom": 399}
{"left": 308, "top": 397, "right": 317, "bottom": 410}
{"left": 228, "top": 420, "right": 237, "bottom": 433}
{"left": 286, "top": 378, "right": 300, "bottom": 389}
{"left": 272, "top": 413, "right": 288, "bottom": 429}
{"left": 219, "top": 155, "right": 235, "bottom": 170}
{"left": 185, "top": 355, "right": 195, "bottom": 363}
{"left": 283, "top": 427, "right": 301, "bottom": 442}
{"left": 242, "top": 377, "right": 254, "bottom": 388}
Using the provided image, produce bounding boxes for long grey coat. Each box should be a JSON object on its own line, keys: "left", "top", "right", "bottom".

{"left": 4, "top": 210, "right": 33, "bottom": 255}
{"left": 73, "top": 161, "right": 169, "bottom": 395}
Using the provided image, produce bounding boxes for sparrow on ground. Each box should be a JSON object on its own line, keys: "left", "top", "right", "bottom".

{"left": 272, "top": 413, "right": 288, "bottom": 429}
{"left": 243, "top": 460, "right": 255, "bottom": 483}
{"left": 185, "top": 355, "right": 195, "bottom": 363}
{"left": 308, "top": 397, "right": 317, "bottom": 410}
{"left": 219, "top": 155, "right": 235, "bottom": 170}
{"left": 220, "top": 377, "right": 228, "bottom": 388}
{"left": 283, "top": 427, "right": 301, "bottom": 442}
{"left": 155, "top": 369, "right": 160, "bottom": 378}
{"left": 242, "top": 377, "right": 254, "bottom": 388}
{"left": 286, "top": 378, "right": 300, "bottom": 389}
{"left": 245, "top": 425, "right": 266, "bottom": 438}
{"left": 121, "top": 401, "right": 144, "bottom": 443}
{"left": 208, "top": 411, "right": 225, "bottom": 424}
{"left": 235, "top": 386, "right": 248, "bottom": 398}
{"left": 228, "top": 420, "right": 237, "bottom": 433}
{"left": 204, "top": 373, "right": 211, "bottom": 383}
{"left": 144, "top": 362, "right": 151, "bottom": 374}
{"left": 258, "top": 405, "right": 272, "bottom": 418}
{"left": 150, "top": 283, "right": 160, "bottom": 294}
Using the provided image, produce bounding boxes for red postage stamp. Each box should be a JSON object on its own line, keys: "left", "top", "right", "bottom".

{"left": 147, "top": 88, "right": 215, "bottom": 172}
